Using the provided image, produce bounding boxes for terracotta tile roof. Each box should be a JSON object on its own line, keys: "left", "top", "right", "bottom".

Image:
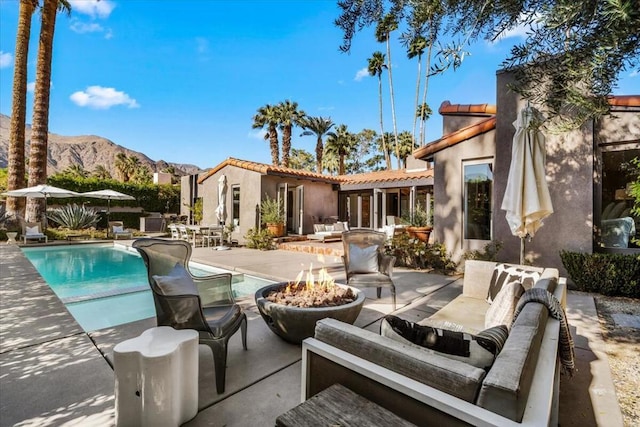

{"left": 608, "top": 95, "right": 640, "bottom": 107}
{"left": 438, "top": 100, "right": 497, "bottom": 115}
{"left": 413, "top": 116, "right": 497, "bottom": 160}
{"left": 198, "top": 157, "right": 342, "bottom": 184}
{"left": 339, "top": 168, "right": 434, "bottom": 184}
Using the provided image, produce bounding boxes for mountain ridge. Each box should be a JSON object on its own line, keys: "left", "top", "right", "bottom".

{"left": 0, "top": 113, "right": 203, "bottom": 179}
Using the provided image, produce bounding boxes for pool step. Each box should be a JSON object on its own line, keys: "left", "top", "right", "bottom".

{"left": 62, "top": 286, "right": 149, "bottom": 304}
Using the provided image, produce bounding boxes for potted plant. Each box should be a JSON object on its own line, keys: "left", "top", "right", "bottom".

{"left": 403, "top": 205, "right": 433, "bottom": 243}
{"left": 261, "top": 194, "right": 285, "bottom": 237}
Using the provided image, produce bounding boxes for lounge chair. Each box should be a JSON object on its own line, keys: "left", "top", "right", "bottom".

{"left": 132, "top": 238, "right": 248, "bottom": 394}
{"left": 307, "top": 222, "right": 347, "bottom": 242}
{"left": 22, "top": 222, "right": 48, "bottom": 244}
{"left": 108, "top": 221, "right": 133, "bottom": 240}
{"left": 342, "top": 229, "right": 396, "bottom": 309}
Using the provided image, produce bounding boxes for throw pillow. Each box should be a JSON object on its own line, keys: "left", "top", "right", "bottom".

{"left": 112, "top": 225, "right": 124, "bottom": 233}
{"left": 152, "top": 263, "right": 198, "bottom": 296}
{"left": 25, "top": 226, "right": 40, "bottom": 235}
{"left": 381, "top": 315, "right": 507, "bottom": 370}
{"left": 348, "top": 244, "right": 378, "bottom": 274}
{"left": 487, "top": 264, "right": 541, "bottom": 303}
{"left": 333, "top": 222, "right": 345, "bottom": 231}
{"left": 485, "top": 280, "right": 525, "bottom": 330}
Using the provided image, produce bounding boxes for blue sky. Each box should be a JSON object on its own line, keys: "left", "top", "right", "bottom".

{"left": 0, "top": 0, "right": 638, "bottom": 170}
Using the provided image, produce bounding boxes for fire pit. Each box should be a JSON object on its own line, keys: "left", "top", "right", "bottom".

{"left": 255, "top": 268, "right": 365, "bottom": 344}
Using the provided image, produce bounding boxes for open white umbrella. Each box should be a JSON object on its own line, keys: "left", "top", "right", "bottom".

{"left": 81, "top": 189, "right": 136, "bottom": 219}
{"left": 501, "top": 106, "right": 553, "bottom": 264}
{"left": 2, "top": 184, "right": 80, "bottom": 226}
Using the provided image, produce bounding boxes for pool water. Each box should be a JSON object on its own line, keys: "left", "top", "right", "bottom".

{"left": 22, "top": 244, "right": 273, "bottom": 332}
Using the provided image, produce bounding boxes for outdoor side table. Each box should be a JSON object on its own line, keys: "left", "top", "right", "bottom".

{"left": 276, "top": 383, "right": 417, "bottom": 427}
{"left": 113, "top": 327, "right": 199, "bottom": 427}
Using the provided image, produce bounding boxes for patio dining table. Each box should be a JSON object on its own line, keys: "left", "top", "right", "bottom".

{"left": 186, "top": 225, "right": 223, "bottom": 247}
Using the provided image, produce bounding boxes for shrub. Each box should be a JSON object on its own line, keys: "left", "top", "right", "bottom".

{"left": 260, "top": 194, "right": 284, "bottom": 224}
{"left": 244, "top": 227, "right": 275, "bottom": 250}
{"left": 560, "top": 250, "right": 640, "bottom": 298}
{"left": 47, "top": 204, "right": 99, "bottom": 230}
{"left": 386, "top": 233, "right": 457, "bottom": 273}
{"left": 464, "top": 240, "right": 504, "bottom": 261}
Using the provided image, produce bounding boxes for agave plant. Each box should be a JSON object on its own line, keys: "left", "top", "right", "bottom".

{"left": 47, "top": 204, "right": 99, "bottom": 230}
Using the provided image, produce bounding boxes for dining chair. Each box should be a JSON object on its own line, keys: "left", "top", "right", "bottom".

{"left": 132, "top": 238, "right": 248, "bottom": 395}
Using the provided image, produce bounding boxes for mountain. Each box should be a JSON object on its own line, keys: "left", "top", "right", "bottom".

{"left": 0, "top": 114, "right": 203, "bottom": 178}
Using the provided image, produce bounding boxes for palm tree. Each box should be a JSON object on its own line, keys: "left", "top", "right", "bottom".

{"left": 7, "top": 0, "right": 37, "bottom": 222}
{"left": 115, "top": 152, "right": 131, "bottom": 182}
{"left": 92, "top": 165, "right": 112, "bottom": 180}
{"left": 252, "top": 104, "right": 280, "bottom": 166}
{"left": 63, "top": 164, "right": 88, "bottom": 178}
{"left": 405, "top": 34, "right": 427, "bottom": 144}
{"left": 322, "top": 150, "right": 339, "bottom": 175}
{"left": 368, "top": 51, "right": 391, "bottom": 170}
{"left": 132, "top": 165, "right": 152, "bottom": 184}
{"left": 275, "top": 100, "right": 305, "bottom": 168}
{"left": 375, "top": 13, "right": 400, "bottom": 169}
{"left": 26, "top": 0, "right": 71, "bottom": 223}
{"left": 300, "top": 116, "right": 334, "bottom": 174}
{"left": 395, "top": 131, "right": 416, "bottom": 168}
{"left": 416, "top": 102, "right": 433, "bottom": 144}
{"left": 325, "top": 124, "right": 356, "bottom": 175}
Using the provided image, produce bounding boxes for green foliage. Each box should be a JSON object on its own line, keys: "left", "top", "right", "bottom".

{"left": 629, "top": 157, "right": 640, "bottom": 245}
{"left": 386, "top": 233, "right": 457, "bottom": 273}
{"left": 46, "top": 174, "right": 180, "bottom": 213}
{"left": 244, "top": 227, "right": 276, "bottom": 250}
{"left": 401, "top": 204, "right": 431, "bottom": 227}
{"left": 560, "top": 251, "right": 640, "bottom": 298}
{"left": 47, "top": 204, "right": 99, "bottom": 230}
{"left": 289, "top": 148, "right": 316, "bottom": 171}
{"left": 260, "top": 194, "right": 284, "bottom": 224}
{"left": 185, "top": 198, "right": 203, "bottom": 224}
{"left": 464, "top": 240, "right": 504, "bottom": 261}
{"left": 0, "top": 168, "right": 8, "bottom": 193}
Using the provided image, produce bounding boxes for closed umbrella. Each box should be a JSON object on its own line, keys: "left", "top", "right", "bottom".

{"left": 215, "top": 175, "right": 227, "bottom": 224}
{"left": 2, "top": 184, "right": 80, "bottom": 227}
{"left": 501, "top": 106, "right": 553, "bottom": 264}
{"left": 81, "top": 189, "right": 136, "bottom": 220}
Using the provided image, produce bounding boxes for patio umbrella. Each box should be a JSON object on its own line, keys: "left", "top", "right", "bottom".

{"left": 2, "top": 184, "right": 80, "bottom": 226}
{"left": 81, "top": 189, "right": 135, "bottom": 219}
{"left": 501, "top": 106, "right": 553, "bottom": 264}
{"left": 215, "top": 175, "right": 227, "bottom": 224}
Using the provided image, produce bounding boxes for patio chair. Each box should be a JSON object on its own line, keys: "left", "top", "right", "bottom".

{"left": 22, "top": 222, "right": 48, "bottom": 244}
{"left": 168, "top": 223, "right": 180, "bottom": 240}
{"left": 342, "top": 229, "right": 396, "bottom": 310}
{"left": 108, "top": 221, "right": 133, "bottom": 240}
{"left": 177, "top": 224, "right": 190, "bottom": 241}
{"left": 202, "top": 226, "right": 223, "bottom": 248}
{"left": 132, "top": 238, "right": 248, "bottom": 395}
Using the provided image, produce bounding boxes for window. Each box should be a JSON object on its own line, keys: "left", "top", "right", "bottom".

{"left": 463, "top": 161, "right": 493, "bottom": 240}
{"left": 232, "top": 185, "right": 240, "bottom": 226}
{"left": 599, "top": 145, "right": 639, "bottom": 250}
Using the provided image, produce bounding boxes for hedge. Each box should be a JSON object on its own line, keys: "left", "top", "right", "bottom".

{"left": 560, "top": 250, "right": 640, "bottom": 298}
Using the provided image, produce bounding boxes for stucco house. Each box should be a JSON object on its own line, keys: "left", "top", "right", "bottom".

{"left": 413, "top": 70, "right": 639, "bottom": 273}
{"left": 182, "top": 158, "right": 434, "bottom": 245}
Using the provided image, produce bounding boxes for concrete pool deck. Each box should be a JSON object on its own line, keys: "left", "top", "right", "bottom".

{"left": 0, "top": 241, "right": 623, "bottom": 426}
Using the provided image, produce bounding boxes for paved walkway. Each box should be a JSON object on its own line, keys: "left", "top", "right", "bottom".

{"left": 0, "top": 242, "right": 623, "bottom": 426}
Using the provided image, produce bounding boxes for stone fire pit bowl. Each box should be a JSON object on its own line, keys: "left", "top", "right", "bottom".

{"left": 255, "top": 283, "right": 365, "bottom": 344}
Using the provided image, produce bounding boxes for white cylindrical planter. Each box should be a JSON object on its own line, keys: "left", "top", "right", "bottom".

{"left": 114, "top": 327, "right": 199, "bottom": 427}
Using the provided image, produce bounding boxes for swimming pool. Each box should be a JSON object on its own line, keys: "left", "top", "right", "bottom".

{"left": 22, "top": 244, "right": 273, "bottom": 332}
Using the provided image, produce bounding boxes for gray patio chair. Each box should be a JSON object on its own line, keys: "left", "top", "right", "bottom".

{"left": 132, "top": 238, "right": 247, "bottom": 394}
{"left": 342, "top": 229, "right": 396, "bottom": 310}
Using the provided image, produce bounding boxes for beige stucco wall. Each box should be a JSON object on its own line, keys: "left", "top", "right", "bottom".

{"left": 442, "top": 115, "right": 492, "bottom": 136}
{"left": 432, "top": 131, "right": 495, "bottom": 263}
{"left": 493, "top": 71, "right": 595, "bottom": 274}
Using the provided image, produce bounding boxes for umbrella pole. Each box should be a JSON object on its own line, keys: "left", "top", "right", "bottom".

{"left": 520, "top": 237, "right": 525, "bottom": 265}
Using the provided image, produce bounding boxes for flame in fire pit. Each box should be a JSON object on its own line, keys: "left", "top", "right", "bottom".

{"left": 270, "top": 264, "right": 354, "bottom": 308}
{"left": 287, "top": 264, "right": 336, "bottom": 293}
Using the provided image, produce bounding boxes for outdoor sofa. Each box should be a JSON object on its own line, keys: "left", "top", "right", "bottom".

{"left": 301, "top": 260, "right": 566, "bottom": 426}
{"left": 306, "top": 222, "right": 348, "bottom": 242}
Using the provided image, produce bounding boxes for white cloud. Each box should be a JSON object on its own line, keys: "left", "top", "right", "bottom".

{"left": 492, "top": 13, "right": 540, "bottom": 43}
{"left": 27, "top": 82, "right": 35, "bottom": 92}
{"left": 630, "top": 70, "right": 639, "bottom": 78}
{"left": 68, "top": 0, "right": 116, "bottom": 19}
{"left": 70, "top": 19, "right": 104, "bottom": 34}
{"left": 354, "top": 67, "right": 369, "bottom": 81}
{"left": 0, "top": 51, "right": 13, "bottom": 68}
{"left": 248, "top": 129, "right": 267, "bottom": 140}
{"left": 70, "top": 86, "right": 139, "bottom": 109}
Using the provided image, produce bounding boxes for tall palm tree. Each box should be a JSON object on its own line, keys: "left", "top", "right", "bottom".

{"left": 325, "top": 124, "right": 356, "bottom": 175}
{"left": 92, "top": 164, "right": 112, "bottom": 180}
{"left": 7, "top": 0, "right": 37, "bottom": 222}
{"left": 322, "top": 150, "right": 339, "bottom": 175}
{"left": 275, "top": 100, "right": 305, "bottom": 168}
{"left": 405, "top": 34, "right": 427, "bottom": 144}
{"left": 368, "top": 51, "right": 391, "bottom": 170}
{"left": 252, "top": 104, "right": 280, "bottom": 166}
{"left": 300, "top": 116, "right": 334, "bottom": 174}
{"left": 26, "top": 0, "right": 71, "bottom": 223}
{"left": 375, "top": 13, "right": 400, "bottom": 169}
{"left": 115, "top": 152, "right": 133, "bottom": 182}
{"left": 63, "top": 164, "right": 88, "bottom": 178}
{"left": 395, "top": 131, "right": 416, "bottom": 168}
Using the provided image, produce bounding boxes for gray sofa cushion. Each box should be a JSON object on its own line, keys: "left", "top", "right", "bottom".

{"left": 314, "top": 318, "right": 486, "bottom": 403}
